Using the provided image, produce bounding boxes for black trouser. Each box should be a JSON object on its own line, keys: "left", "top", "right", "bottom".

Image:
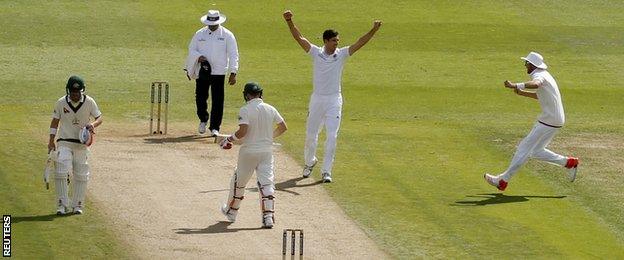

{"left": 195, "top": 74, "right": 225, "bottom": 131}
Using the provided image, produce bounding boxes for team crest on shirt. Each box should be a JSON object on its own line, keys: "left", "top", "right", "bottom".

{"left": 218, "top": 37, "right": 225, "bottom": 41}
{"left": 63, "top": 107, "right": 70, "bottom": 114}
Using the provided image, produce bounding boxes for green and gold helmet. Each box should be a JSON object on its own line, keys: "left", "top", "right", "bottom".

{"left": 243, "top": 82, "right": 263, "bottom": 101}
{"left": 66, "top": 75, "right": 85, "bottom": 94}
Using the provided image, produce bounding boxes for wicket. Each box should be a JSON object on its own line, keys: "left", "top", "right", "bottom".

{"left": 282, "top": 229, "right": 304, "bottom": 256}
{"left": 150, "top": 81, "right": 169, "bottom": 135}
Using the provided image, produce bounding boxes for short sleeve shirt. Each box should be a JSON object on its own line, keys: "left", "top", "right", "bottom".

{"left": 52, "top": 95, "right": 102, "bottom": 142}
{"left": 238, "top": 98, "right": 284, "bottom": 152}
{"left": 308, "top": 44, "right": 350, "bottom": 96}
{"left": 531, "top": 69, "right": 565, "bottom": 126}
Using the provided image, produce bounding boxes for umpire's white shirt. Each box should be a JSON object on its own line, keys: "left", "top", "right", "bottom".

{"left": 238, "top": 98, "right": 284, "bottom": 153}
{"left": 52, "top": 95, "right": 101, "bottom": 142}
{"left": 531, "top": 69, "right": 565, "bottom": 127}
{"left": 308, "top": 44, "right": 350, "bottom": 96}
{"left": 188, "top": 26, "right": 239, "bottom": 75}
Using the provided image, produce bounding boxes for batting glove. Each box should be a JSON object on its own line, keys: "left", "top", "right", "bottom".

{"left": 219, "top": 135, "right": 234, "bottom": 149}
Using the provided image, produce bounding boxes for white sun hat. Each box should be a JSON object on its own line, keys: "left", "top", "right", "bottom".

{"left": 201, "top": 10, "right": 227, "bottom": 25}
{"left": 521, "top": 51, "right": 548, "bottom": 69}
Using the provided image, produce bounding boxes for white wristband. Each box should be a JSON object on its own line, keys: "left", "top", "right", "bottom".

{"left": 228, "top": 134, "right": 239, "bottom": 141}
{"left": 516, "top": 83, "right": 526, "bottom": 90}
{"left": 50, "top": 128, "right": 57, "bottom": 135}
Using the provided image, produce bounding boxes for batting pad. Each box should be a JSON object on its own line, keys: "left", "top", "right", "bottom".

{"left": 54, "top": 173, "right": 69, "bottom": 207}
{"left": 71, "top": 173, "right": 89, "bottom": 208}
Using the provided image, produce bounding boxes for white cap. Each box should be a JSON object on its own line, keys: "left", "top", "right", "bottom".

{"left": 521, "top": 51, "right": 547, "bottom": 69}
{"left": 200, "top": 10, "right": 227, "bottom": 26}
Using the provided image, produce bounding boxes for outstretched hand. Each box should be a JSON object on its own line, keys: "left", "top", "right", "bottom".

{"left": 283, "top": 10, "right": 293, "bottom": 21}
{"left": 504, "top": 80, "right": 515, "bottom": 89}
{"left": 373, "top": 20, "right": 382, "bottom": 30}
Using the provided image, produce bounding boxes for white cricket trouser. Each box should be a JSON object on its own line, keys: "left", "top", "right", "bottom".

{"left": 55, "top": 142, "right": 90, "bottom": 208}
{"left": 304, "top": 94, "right": 342, "bottom": 173}
{"left": 501, "top": 122, "right": 567, "bottom": 181}
{"left": 225, "top": 149, "right": 275, "bottom": 217}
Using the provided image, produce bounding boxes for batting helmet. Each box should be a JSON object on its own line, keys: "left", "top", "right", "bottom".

{"left": 243, "top": 82, "right": 263, "bottom": 101}
{"left": 66, "top": 75, "right": 86, "bottom": 95}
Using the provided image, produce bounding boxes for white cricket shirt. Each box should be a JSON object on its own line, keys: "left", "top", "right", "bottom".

{"left": 308, "top": 44, "right": 350, "bottom": 96}
{"left": 237, "top": 98, "right": 284, "bottom": 153}
{"left": 531, "top": 69, "right": 565, "bottom": 127}
{"left": 52, "top": 95, "right": 102, "bottom": 142}
{"left": 188, "top": 26, "right": 239, "bottom": 75}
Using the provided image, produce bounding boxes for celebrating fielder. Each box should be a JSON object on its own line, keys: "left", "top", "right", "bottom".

{"left": 48, "top": 76, "right": 103, "bottom": 215}
{"left": 220, "top": 82, "right": 287, "bottom": 229}
{"left": 283, "top": 10, "right": 382, "bottom": 183}
{"left": 484, "top": 52, "right": 579, "bottom": 191}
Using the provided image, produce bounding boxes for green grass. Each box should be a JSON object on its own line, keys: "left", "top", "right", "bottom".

{"left": 1, "top": 0, "right": 623, "bottom": 258}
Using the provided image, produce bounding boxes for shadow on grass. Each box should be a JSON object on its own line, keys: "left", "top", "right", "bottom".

{"left": 142, "top": 134, "right": 215, "bottom": 144}
{"left": 12, "top": 213, "right": 73, "bottom": 223}
{"left": 454, "top": 193, "right": 567, "bottom": 206}
{"left": 174, "top": 221, "right": 264, "bottom": 234}
{"left": 199, "top": 177, "right": 323, "bottom": 196}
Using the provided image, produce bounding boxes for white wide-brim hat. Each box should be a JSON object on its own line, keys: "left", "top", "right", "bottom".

{"left": 201, "top": 10, "right": 226, "bottom": 25}
{"left": 521, "top": 51, "right": 547, "bottom": 69}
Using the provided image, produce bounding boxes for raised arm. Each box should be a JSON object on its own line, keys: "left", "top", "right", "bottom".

{"left": 349, "top": 20, "right": 382, "bottom": 56}
{"left": 283, "top": 10, "right": 311, "bottom": 53}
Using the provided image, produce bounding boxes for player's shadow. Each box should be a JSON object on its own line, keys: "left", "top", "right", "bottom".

{"left": 11, "top": 213, "right": 73, "bottom": 223}
{"left": 173, "top": 221, "right": 264, "bottom": 234}
{"left": 142, "top": 134, "right": 214, "bottom": 144}
{"left": 454, "top": 193, "right": 567, "bottom": 206}
{"left": 199, "top": 177, "right": 322, "bottom": 196}
{"left": 275, "top": 177, "right": 323, "bottom": 195}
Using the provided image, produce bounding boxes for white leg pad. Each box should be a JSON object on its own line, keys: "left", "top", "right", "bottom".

{"left": 225, "top": 170, "right": 246, "bottom": 218}
{"left": 71, "top": 173, "right": 89, "bottom": 208}
{"left": 54, "top": 173, "right": 69, "bottom": 207}
{"left": 258, "top": 182, "right": 275, "bottom": 219}
{"left": 55, "top": 147, "right": 72, "bottom": 207}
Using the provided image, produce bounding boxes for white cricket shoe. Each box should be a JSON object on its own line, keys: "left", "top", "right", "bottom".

{"left": 262, "top": 213, "right": 274, "bottom": 229}
{"left": 56, "top": 205, "right": 67, "bottom": 215}
{"left": 198, "top": 122, "right": 207, "bottom": 134}
{"left": 211, "top": 129, "right": 219, "bottom": 137}
{"left": 566, "top": 157, "right": 579, "bottom": 182}
{"left": 302, "top": 158, "right": 317, "bottom": 178}
{"left": 220, "top": 204, "right": 237, "bottom": 222}
{"left": 73, "top": 206, "right": 83, "bottom": 215}
{"left": 322, "top": 172, "right": 333, "bottom": 183}
{"left": 484, "top": 173, "right": 508, "bottom": 191}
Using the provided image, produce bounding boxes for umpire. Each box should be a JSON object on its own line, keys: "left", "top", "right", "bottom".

{"left": 185, "top": 9, "right": 239, "bottom": 136}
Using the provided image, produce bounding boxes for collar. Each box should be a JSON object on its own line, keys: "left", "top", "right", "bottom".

{"left": 67, "top": 94, "right": 85, "bottom": 104}
{"left": 321, "top": 46, "right": 337, "bottom": 56}
{"left": 206, "top": 26, "right": 222, "bottom": 34}
{"left": 246, "top": 98, "right": 263, "bottom": 104}
{"left": 529, "top": 68, "right": 545, "bottom": 77}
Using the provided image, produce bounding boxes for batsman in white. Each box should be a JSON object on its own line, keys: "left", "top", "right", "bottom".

{"left": 48, "top": 75, "right": 103, "bottom": 215}
{"left": 283, "top": 10, "right": 382, "bottom": 183}
{"left": 220, "top": 82, "right": 287, "bottom": 229}
{"left": 484, "top": 52, "right": 579, "bottom": 191}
